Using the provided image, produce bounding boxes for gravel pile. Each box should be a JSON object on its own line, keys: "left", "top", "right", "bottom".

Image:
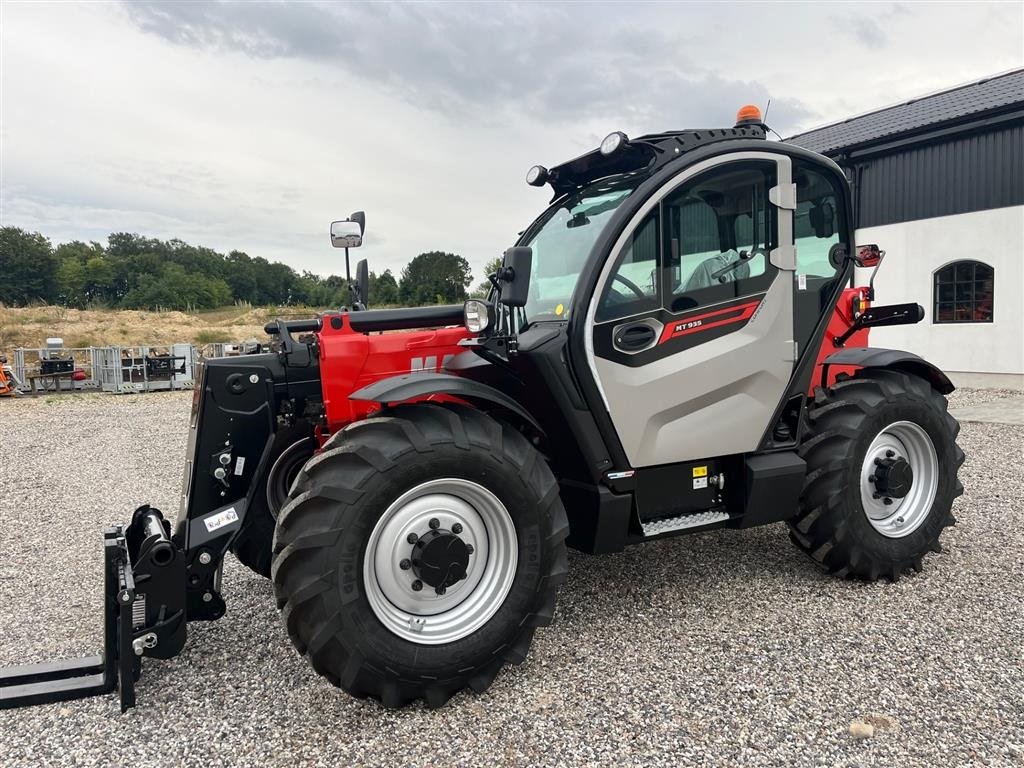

{"left": 1, "top": 390, "right": 1021, "bottom": 767}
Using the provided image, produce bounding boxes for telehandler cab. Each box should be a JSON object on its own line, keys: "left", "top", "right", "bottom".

{"left": 0, "top": 106, "right": 963, "bottom": 712}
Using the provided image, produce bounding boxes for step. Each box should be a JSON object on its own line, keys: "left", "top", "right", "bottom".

{"left": 641, "top": 509, "right": 730, "bottom": 537}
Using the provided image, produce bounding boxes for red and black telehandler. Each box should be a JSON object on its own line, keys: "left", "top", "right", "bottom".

{"left": 0, "top": 106, "right": 963, "bottom": 711}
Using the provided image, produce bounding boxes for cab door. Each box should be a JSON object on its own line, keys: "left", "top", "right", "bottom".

{"left": 584, "top": 152, "right": 797, "bottom": 467}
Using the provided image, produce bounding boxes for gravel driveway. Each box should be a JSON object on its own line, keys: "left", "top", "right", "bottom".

{"left": 1, "top": 390, "right": 1021, "bottom": 767}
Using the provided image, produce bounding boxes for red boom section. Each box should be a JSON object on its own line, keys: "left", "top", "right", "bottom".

{"left": 317, "top": 314, "right": 471, "bottom": 433}
{"left": 810, "top": 286, "right": 871, "bottom": 395}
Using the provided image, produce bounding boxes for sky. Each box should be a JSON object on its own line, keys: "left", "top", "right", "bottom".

{"left": 2, "top": 1, "right": 1022, "bottom": 284}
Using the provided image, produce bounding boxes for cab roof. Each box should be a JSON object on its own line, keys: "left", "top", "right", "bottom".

{"left": 546, "top": 124, "right": 767, "bottom": 197}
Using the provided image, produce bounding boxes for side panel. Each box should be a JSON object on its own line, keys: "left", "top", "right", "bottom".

{"left": 318, "top": 316, "right": 470, "bottom": 431}
{"left": 595, "top": 278, "right": 794, "bottom": 465}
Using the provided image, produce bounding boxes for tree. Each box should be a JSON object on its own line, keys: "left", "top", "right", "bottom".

{"left": 471, "top": 256, "right": 503, "bottom": 298}
{"left": 368, "top": 269, "right": 399, "bottom": 306}
{"left": 0, "top": 227, "right": 58, "bottom": 305}
{"left": 398, "top": 251, "right": 472, "bottom": 306}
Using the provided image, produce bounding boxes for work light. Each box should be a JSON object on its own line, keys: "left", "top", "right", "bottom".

{"left": 600, "top": 131, "right": 628, "bottom": 156}
{"left": 526, "top": 165, "right": 549, "bottom": 186}
{"left": 463, "top": 300, "right": 491, "bottom": 333}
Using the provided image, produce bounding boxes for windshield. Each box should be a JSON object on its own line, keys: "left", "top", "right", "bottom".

{"left": 521, "top": 174, "right": 645, "bottom": 322}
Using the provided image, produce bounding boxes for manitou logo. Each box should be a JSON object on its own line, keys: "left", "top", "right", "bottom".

{"left": 410, "top": 355, "right": 455, "bottom": 374}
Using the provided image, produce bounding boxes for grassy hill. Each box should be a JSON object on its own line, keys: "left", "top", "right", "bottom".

{"left": 0, "top": 304, "right": 324, "bottom": 352}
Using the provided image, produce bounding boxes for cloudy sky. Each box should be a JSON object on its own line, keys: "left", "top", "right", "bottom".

{"left": 2, "top": 1, "right": 1022, "bottom": 283}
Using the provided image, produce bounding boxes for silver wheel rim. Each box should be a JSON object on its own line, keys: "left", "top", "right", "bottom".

{"left": 362, "top": 478, "right": 517, "bottom": 645}
{"left": 860, "top": 420, "right": 938, "bottom": 538}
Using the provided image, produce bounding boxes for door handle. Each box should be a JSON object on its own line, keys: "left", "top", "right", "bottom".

{"left": 614, "top": 322, "right": 657, "bottom": 353}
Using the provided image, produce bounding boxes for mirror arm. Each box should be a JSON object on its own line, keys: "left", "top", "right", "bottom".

{"left": 866, "top": 250, "right": 885, "bottom": 301}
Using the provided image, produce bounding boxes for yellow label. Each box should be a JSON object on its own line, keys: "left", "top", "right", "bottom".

{"left": 692, "top": 466, "right": 708, "bottom": 478}
{"left": 555, "top": 303, "right": 565, "bottom": 316}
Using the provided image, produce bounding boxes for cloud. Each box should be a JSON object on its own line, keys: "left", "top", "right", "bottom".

{"left": 120, "top": 1, "right": 812, "bottom": 133}
{"left": 4, "top": 1, "right": 1020, "bottom": 284}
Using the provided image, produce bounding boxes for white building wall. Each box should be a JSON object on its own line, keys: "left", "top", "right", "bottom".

{"left": 854, "top": 205, "right": 1024, "bottom": 385}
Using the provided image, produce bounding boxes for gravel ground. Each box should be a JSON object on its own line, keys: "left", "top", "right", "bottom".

{"left": 1, "top": 389, "right": 1021, "bottom": 767}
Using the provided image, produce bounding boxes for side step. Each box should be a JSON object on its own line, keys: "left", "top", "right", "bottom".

{"left": 641, "top": 509, "right": 730, "bottom": 537}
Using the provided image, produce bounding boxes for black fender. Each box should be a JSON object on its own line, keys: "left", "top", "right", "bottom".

{"left": 822, "top": 347, "right": 954, "bottom": 394}
{"left": 350, "top": 372, "right": 544, "bottom": 435}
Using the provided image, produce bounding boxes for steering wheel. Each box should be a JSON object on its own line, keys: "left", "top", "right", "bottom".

{"left": 712, "top": 246, "right": 768, "bottom": 282}
{"left": 612, "top": 273, "right": 647, "bottom": 299}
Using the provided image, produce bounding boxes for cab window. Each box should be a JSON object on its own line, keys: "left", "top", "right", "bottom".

{"left": 595, "top": 211, "right": 660, "bottom": 322}
{"left": 794, "top": 162, "right": 844, "bottom": 278}
{"left": 664, "top": 162, "right": 778, "bottom": 313}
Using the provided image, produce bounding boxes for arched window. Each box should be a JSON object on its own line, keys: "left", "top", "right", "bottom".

{"left": 934, "top": 261, "right": 993, "bottom": 324}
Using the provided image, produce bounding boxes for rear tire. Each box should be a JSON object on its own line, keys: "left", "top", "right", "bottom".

{"left": 271, "top": 403, "right": 569, "bottom": 707}
{"left": 231, "top": 420, "right": 315, "bottom": 577}
{"left": 788, "top": 369, "right": 965, "bottom": 581}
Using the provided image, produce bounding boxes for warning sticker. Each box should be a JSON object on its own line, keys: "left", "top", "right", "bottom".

{"left": 693, "top": 476, "right": 708, "bottom": 490}
{"left": 798, "top": 274, "right": 807, "bottom": 291}
{"left": 692, "top": 466, "right": 708, "bottom": 478}
{"left": 204, "top": 507, "right": 239, "bottom": 533}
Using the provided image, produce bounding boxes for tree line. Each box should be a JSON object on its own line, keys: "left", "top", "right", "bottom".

{"left": 0, "top": 227, "right": 485, "bottom": 311}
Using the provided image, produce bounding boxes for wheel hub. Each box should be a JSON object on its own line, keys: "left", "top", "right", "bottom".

{"left": 363, "top": 478, "right": 518, "bottom": 645}
{"left": 872, "top": 455, "right": 914, "bottom": 499}
{"left": 859, "top": 421, "right": 938, "bottom": 538}
{"left": 410, "top": 529, "right": 470, "bottom": 589}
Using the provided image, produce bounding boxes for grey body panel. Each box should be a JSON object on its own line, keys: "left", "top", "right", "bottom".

{"left": 585, "top": 152, "right": 797, "bottom": 467}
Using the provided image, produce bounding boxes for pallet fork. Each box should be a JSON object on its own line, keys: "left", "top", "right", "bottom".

{"left": 0, "top": 507, "right": 188, "bottom": 712}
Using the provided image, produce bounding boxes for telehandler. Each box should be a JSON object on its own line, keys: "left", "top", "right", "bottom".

{"left": 0, "top": 106, "right": 963, "bottom": 711}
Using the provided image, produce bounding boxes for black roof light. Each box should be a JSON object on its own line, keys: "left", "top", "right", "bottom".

{"left": 600, "top": 131, "right": 629, "bottom": 156}
{"left": 526, "top": 165, "right": 549, "bottom": 186}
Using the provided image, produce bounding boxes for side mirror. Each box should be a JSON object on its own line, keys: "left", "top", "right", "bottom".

{"left": 498, "top": 246, "right": 532, "bottom": 308}
{"left": 855, "top": 244, "right": 883, "bottom": 267}
{"left": 331, "top": 220, "right": 362, "bottom": 248}
{"left": 349, "top": 211, "right": 366, "bottom": 235}
{"left": 355, "top": 259, "right": 369, "bottom": 309}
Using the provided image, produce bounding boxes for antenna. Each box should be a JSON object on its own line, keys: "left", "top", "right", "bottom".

{"left": 761, "top": 97, "right": 785, "bottom": 141}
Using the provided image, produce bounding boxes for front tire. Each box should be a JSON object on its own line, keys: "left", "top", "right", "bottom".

{"left": 789, "top": 369, "right": 965, "bottom": 581}
{"left": 271, "top": 403, "right": 569, "bottom": 707}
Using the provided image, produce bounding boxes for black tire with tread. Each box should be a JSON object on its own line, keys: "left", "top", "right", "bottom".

{"left": 230, "top": 420, "right": 315, "bottom": 577}
{"left": 271, "top": 402, "right": 569, "bottom": 708}
{"left": 789, "top": 368, "right": 965, "bottom": 582}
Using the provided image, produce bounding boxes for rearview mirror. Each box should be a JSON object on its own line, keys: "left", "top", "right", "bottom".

{"left": 498, "top": 246, "right": 532, "bottom": 308}
{"left": 355, "top": 258, "right": 369, "bottom": 309}
{"left": 331, "top": 220, "right": 362, "bottom": 248}
{"left": 855, "top": 244, "right": 883, "bottom": 267}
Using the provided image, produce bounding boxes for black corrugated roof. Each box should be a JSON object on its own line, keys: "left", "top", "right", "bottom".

{"left": 787, "top": 69, "right": 1024, "bottom": 155}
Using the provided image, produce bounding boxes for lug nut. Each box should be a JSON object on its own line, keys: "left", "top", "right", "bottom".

{"left": 429, "top": 518, "right": 440, "bottom": 530}
{"left": 874, "top": 458, "right": 882, "bottom": 466}
{"left": 451, "top": 523, "right": 463, "bottom": 534}
{"left": 411, "top": 580, "right": 423, "bottom": 591}
{"left": 399, "top": 558, "right": 411, "bottom": 570}
{"left": 868, "top": 475, "right": 877, "bottom": 483}
{"left": 883, "top": 498, "right": 893, "bottom": 505}
{"left": 885, "top": 450, "right": 895, "bottom": 458}
{"left": 435, "top": 586, "right": 446, "bottom": 596}
{"left": 407, "top": 532, "right": 418, "bottom": 544}
{"left": 465, "top": 544, "right": 474, "bottom": 555}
